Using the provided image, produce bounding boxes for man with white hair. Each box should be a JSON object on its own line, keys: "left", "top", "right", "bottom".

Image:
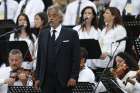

{"left": 0, "top": 49, "right": 23, "bottom": 93}
{"left": 35, "top": 5, "right": 80, "bottom": 93}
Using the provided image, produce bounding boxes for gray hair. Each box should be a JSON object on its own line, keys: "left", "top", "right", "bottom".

{"left": 47, "top": 5, "right": 63, "bottom": 19}
{"left": 9, "top": 49, "right": 23, "bottom": 60}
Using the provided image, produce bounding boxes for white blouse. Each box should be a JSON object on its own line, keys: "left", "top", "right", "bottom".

{"left": 92, "top": 25, "right": 127, "bottom": 68}
{"left": 9, "top": 33, "right": 36, "bottom": 59}
{"left": 73, "top": 25, "right": 101, "bottom": 69}
{"left": 73, "top": 25, "right": 101, "bottom": 40}
{"left": 78, "top": 66, "right": 95, "bottom": 84}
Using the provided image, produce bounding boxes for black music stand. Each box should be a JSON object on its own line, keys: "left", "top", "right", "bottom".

{"left": 0, "top": 41, "right": 32, "bottom": 64}
{"left": 134, "top": 38, "right": 140, "bottom": 59}
{"left": 80, "top": 39, "right": 102, "bottom": 59}
{"left": 0, "top": 20, "right": 16, "bottom": 40}
{"left": 0, "top": 20, "right": 16, "bottom": 29}
{"left": 123, "top": 15, "right": 140, "bottom": 59}
{"left": 8, "top": 86, "right": 40, "bottom": 93}
{"left": 63, "top": 25, "right": 75, "bottom": 28}
{"left": 101, "top": 77, "right": 125, "bottom": 93}
{"left": 72, "top": 82, "right": 95, "bottom": 93}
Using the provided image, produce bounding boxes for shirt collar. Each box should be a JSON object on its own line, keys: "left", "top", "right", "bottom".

{"left": 50, "top": 24, "right": 62, "bottom": 33}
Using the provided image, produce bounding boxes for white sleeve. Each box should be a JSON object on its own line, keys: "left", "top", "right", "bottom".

{"left": 9, "top": 33, "right": 15, "bottom": 41}
{"left": 0, "top": 79, "right": 5, "bottom": 86}
{"left": 25, "top": 1, "right": 45, "bottom": 27}
{"left": 112, "top": 25, "right": 127, "bottom": 55}
{"left": 63, "top": 5, "right": 75, "bottom": 25}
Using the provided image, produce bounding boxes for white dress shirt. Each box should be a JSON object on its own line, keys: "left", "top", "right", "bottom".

{"left": 14, "top": 0, "right": 45, "bottom": 27}
{"left": 122, "top": 71, "right": 137, "bottom": 93}
{"left": 133, "top": 82, "right": 140, "bottom": 93}
{"left": 78, "top": 66, "right": 95, "bottom": 84}
{"left": 50, "top": 24, "right": 62, "bottom": 40}
{"left": 14, "top": 79, "right": 32, "bottom": 86}
{"left": 63, "top": 0, "right": 97, "bottom": 25}
{"left": 0, "top": 0, "right": 18, "bottom": 20}
{"left": 110, "top": 0, "right": 140, "bottom": 16}
{"left": 0, "top": 66, "right": 11, "bottom": 93}
{"left": 0, "top": 67, "right": 11, "bottom": 85}
{"left": 109, "top": 0, "right": 127, "bottom": 15}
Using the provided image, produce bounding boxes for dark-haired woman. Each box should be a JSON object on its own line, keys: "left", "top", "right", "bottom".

{"left": 9, "top": 13, "right": 36, "bottom": 61}
{"left": 113, "top": 52, "right": 139, "bottom": 93}
{"left": 92, "top": 7, "right": 127, "bottom": 70}
{"left": 73, "top": 6, "right": 101, "bottom": 69}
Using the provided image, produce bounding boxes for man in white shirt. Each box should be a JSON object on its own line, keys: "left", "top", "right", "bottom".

{"left": 0, "top": 0, "right": 18, "bottom": 20}
{"left": 0, "top": 49, "right": 23, "bottom": 93}
{"left": 14, "top": 0, "right": 45, "bottom": 27}
{"left": 109, "top": 0, "right": 140, "bottom": 16}
{"left": 63, "top": 0, "right": 97, "bottom": 26}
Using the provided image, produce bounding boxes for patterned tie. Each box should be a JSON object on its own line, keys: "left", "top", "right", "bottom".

{"left": 51, "top": 30, "right": 56, "bottom": 43}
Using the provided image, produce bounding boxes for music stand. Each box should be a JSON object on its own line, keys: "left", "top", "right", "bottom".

{"left": 0, "top": 20, "right": 16, "bottom": 40}
{"left": 0, "top": 20, "right": 16, "bottom": 29}
{"left": 72, "top": 82, "right": 95, "bottom": 93}
{"left": 123, "top": 15, "right": 140, "bottom": 58}
{"left": 8, "top": 86, "right": 40, "bottom": 93}
{"left": 80, "top": 39, "right": 102, "bottom": 59}
{"left": 63, "top": 25, "right": 75, "bottom": 28}
{"left": 0, "top": 41, "right": 32, "bottom": 63}
{"left": 101, "top": 77, "right": 125, "bottom": 93}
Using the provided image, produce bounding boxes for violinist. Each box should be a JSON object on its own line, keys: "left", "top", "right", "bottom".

{"left": 112, "top": 52, "right": 139, "bottom": 93}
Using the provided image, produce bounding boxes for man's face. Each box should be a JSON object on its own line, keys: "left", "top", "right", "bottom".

{"left": 47, "top": 9, "right": 62, "bottom": 28}
{"left": 9, "top": 54, "right": 22, "bottom": 70}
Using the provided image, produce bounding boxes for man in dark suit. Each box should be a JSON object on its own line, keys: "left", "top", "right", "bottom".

{"left": 35, "top": 5, "right": 80, "bottom": 93}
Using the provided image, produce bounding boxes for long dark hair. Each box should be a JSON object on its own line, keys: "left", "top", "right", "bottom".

{"left": 114, "top": 52, "right": 139, "bottom": 71}
{"left": 35, "top": 12, "right": 48, "bottom": 27}
{"left": 15, "top": 13, "right": 35, "bottom": 43}
{"left": 106, "top": 7, "right": 122, "bottom": 27}
{"left": 80, "top": 6, "right": 98, "bottom": 31}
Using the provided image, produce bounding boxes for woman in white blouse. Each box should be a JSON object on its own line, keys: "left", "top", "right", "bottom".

{"left": 73, "top": 6, "right": 101, "bottom": 69}
{"left": 9, "top": 13, "right": 36, "bottom": 61}
{"left": 73, "top": 6, "right": 101, "bottom": 40}
{"left": 93, "top": 7, "right": 127, "bottom": 71}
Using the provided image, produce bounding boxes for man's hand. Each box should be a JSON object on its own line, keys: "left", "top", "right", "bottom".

{"left": 34, "top": 80, "right": 40, "bottom": 90}
{"left": 67, "top": 78, "right": 76, "bottom": 87}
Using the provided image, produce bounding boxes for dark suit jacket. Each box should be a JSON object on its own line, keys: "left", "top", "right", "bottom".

{"left": 35, "top": 26, "right": 80, "bottom": 90}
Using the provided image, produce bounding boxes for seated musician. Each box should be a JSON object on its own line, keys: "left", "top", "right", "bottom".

{"left": 78, "top": 47, "right": 96, "bottom": 84}
{"left": 112, "top": 52, "right": 139, "bottom": 93}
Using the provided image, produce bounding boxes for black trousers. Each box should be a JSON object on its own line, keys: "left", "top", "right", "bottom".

{"left": 43, "top": 76, "right": 72, "bottom": 93}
